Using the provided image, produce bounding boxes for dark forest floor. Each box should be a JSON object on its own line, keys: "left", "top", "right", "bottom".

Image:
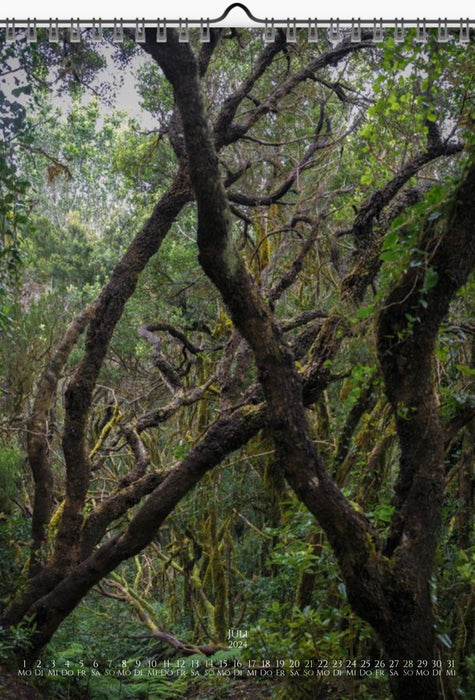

{"left": 0, "top": 667, "right": 43, "bottom": 699}
{"left": 0, "top": 669, "right": 277, "bottom": 699}
{"left": 0, "top": 667, "right": 346, "bottom": 698}
{"left": 0, "top": 671, "right": 342, "bottom": 698}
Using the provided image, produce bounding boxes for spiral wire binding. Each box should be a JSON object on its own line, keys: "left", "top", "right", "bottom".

{"left": 460, "top": 19, "right": 470, "bottom": 42}
{"left": 48, "top": 19, "right": 59, "bottom": 43}
{"left": 416, "top": 19, "right": 428, "bottom": 43}
{"left": 26, "top": 19, "right": 36, "bottom": 43}
{"left": 1, "top": 4, "right": 473, "bottom": 43}
{"left": 438, "top": 19, "right": 449, "bottom": 43}
{"left": 329, "top": 19, "right": 340, "bottom": 44}
{"left": 178, "top": 19, "right": 190, "bottom": 43}
{"left": 200, "top": 20, "right": 211, "bottom": 43}
{"left": 157, "top": 20, "right": 167, "bottom": 43}
{"left": 373, "top": 20, "right": 384, "bottom": 43}
{"left": 287, "top": 19, "right": 297, "bottom": 43}
{"left": 113, "top": 20, "right": 124, "bottom": 43}
{"left": 136, "top": 19, "right": 146, "bottom": 43}
{"left": 351, "top": 19, "right": 361, "bottom": 43}
{"left": 70, "top": 19, "right": 80, "bottom": 43}
{"left": 394, "top": 19, "right": 405, "bottom": 43}
{"left": 308, "top": 21, "right": 317, "bottom": 43}
{"left": 264, "top": 19, "right": 275, "bottom": 43}
{"left": 91, "top": 19, "right": 102, "bottom": 42}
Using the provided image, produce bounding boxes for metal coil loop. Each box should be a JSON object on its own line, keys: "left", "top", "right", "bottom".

{"left": 156, "top": 19, "right": 166, "bottom": 42}
{"left": 329, "top": 18, "right": 340, "bottom": 44}
{"left": 395, "top": 18, "right": 405, "bottom": 43}
{"left": 26, "top": 18, "right": 37, "bottom": 42}
{"left": 5, "top": 18, "right": 15, "bottom": 42}
{"left": 135, "top": 18, "right": 145, "bottom": 42}
{"left": 286, "top": 18, "right": 297, "bottom": 43}
{"left": 416, "top": 18, "right": 428, "bottom": 42}
{"left": 113, "top": 19, "right": 124, "bottom": 43}
{"left": 460, "top": 18, "right": 470, "bottom": 43}
{"left": 264, "top": 18, "right": 275, "bottom": 43}
{"left": 351, "top": 18, "right": 361, "bottom": 42}
{"left": 70, "top": 18, "right": 80, "bottom": 42}
{"left": 178, "top": 18, "right": 189, "bottom": 42}
{"left": 437, "top": 18, "right": 449, "bottom": 42}
{"left": 49, "top": 18, "right": 59, "bottom": 42}
{"left": 200, "top": 19, "right": 210, "bottom": 42}
{"left": 308, "top": 19, "right": 318, "bottom": 43}
{"left": 91, "top": 18, "right": 102, "bottom": 41}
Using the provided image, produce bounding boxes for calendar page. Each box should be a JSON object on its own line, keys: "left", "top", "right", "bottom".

{"left": 0, "top": 10, "right": 474, "bottom": 700}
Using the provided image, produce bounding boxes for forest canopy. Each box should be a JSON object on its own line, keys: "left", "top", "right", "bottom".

{"left": 0, "top": 26, "right": 474, "bottom": 700}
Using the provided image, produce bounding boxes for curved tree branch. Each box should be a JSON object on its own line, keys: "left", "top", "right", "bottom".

{"left": 27, "top": 300, "right": 98, "bottom": 576}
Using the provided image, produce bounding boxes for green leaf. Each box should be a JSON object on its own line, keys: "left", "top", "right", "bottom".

{"left": 383, "top": 228, "right": 399, "bottom": 249}
{"left": 355, "top": 304, "right": 374, "bottom": 320}
{"left": 423, "top": 266, "right": 439, "bottom": 292}
{"left": 455, "top": 364, "right": 475, "bottom": 377}
{"left": 360, "top": 172, "right": 373, "bottom": 186}
{"left": 380, "top": 249, "right": 401, "bottom": 262}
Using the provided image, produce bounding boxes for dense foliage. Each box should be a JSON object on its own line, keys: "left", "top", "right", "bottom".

{"left": 0, "top": 26, "right": 474, "bottom": 700}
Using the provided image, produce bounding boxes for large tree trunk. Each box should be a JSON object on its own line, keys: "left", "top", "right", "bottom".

{"left": 384, "top": 605, "right": 441, "bottom": 699}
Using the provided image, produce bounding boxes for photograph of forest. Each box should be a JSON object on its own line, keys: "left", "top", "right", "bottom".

{"left": 0, "top": 24, "right": 474, "bottom": 700}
